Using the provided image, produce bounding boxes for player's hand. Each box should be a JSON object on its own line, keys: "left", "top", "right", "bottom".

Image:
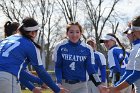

{"left": 57, "top": 83, "right": 69, "bottom": 93}
{"left": 101, "top": 82, "right": 107, "bottom": 86}
{"left": 97, "top": 84, "right": 109, "bottom": 93}
{"left": 108, "top": 86, "right": 121, "bottom": 93}
{"left": 59, "top": 87, "right": 69, "bottom": 93}
{"left": 32, "top": 87, "right": 42, "bottom": 93}
{"left": 41, "top": 83, "right": 49, "bottom": 89}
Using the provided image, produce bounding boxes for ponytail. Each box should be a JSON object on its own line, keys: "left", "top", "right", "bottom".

{"left": 107, "top": 33, "right": 126, "bottom": 65}
{"left": 4, "top": 21, "right": 20, "bottom": 38}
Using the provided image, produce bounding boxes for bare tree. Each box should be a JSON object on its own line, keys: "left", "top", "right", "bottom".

{"left": 56, "top": 0, "right": 79, "bottom": 23}
{"left": 83, "top": 0, "right": 120, "bottom": 51}
{"left": 0, "top": 0, "right": 63, "bottom": 70}
{"left": 108, "top": 15, "right": 119, "bottom": 34}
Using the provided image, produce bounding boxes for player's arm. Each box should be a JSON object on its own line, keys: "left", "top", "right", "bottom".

{"left": 115, "top": 70, "right": 133, "bottom": 86}
{"left": 125, "top": 70, "right": 140, "bottom": 85}
{"left": 114, "top": 48, "right": 140, "bottom": 87}
{"left": 27, "top": 45, "right": 60, "bottom": 93}
{"left": 86, "top": 48, "right": 109, "bottom": 93}
{"left": 19, "top": 70, "right": 47, "bottom": 93}
{"left": 89, "top": 73, "right": 102, "bottom": 86}
{"left": 111, "top": 70, "right": 140, "bottom": 92}
{"left": 89, "top": 73, "right": 109, "bottom": 93}
{"left": 20, "top": 70, "right": 43, "bottom": 85}
{"left": 99, "top": 53, "right": 107, "bottom": 83}
{"left": 53, "top": 46, "right": 63, "bottom": 84}
{"left": 86, "top": 48, "right": 102, "bottom": 86}
{"left": 34, "top": 65, "right": 60, "bottom": 92}
{"left": 20, "top": 76, "right": 35, "bottom": 91}
{"left": 100, "top": 65, "right": 106, "bottom": 83}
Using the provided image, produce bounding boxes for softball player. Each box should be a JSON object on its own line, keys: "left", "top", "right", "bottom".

{"left": 53, "top": 22, "right": 108, "bottom": 93}
{"left": 109, "top": 15, "right": 140, "bottom": 93}
{"left": 114, "top": 23, "right": 135, "bottom": 93}
{"left": 3, "top": 21, "right": 48, "bottom": 92}
{"left": 100, "top": 33, "right": 131, "bottom": 93}
{"left": 87, "top": 39, "right": 107, "bottom": 93}
{"left": 0, "top": 17, "right": 66, "bottom": 93}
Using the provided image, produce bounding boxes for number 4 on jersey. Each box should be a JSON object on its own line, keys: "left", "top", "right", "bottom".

{"left": 69, "top": 62, "right": 75, "bottom": 70}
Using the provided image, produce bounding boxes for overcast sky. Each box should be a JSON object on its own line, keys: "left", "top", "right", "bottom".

{"left": 117, "top": 0, "right": 140, "bottom": 18}
{"left": 0, "top": 0, "right": 140, "bottom": 38}
{"left": 0, "top": 0, "right": 139, "bottom": 26}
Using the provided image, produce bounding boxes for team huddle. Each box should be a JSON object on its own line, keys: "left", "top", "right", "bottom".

{"left": 0, "top": 15, "right": 140, "bottom": 93}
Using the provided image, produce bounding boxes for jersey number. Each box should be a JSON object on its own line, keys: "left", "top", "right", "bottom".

{"left": 69, "top": 62, "right": 75, "bottom": 70}
{"left": 0, "top": 40, "right": 20, "bottom": 57}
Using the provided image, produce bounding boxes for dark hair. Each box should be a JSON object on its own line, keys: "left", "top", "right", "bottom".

{"left": 107, "top": 33, "right": 125, "bottom": 65}
{"left": 87, "top": 40, "right": 96, "bottom": 49}
{"left": 66, "top": 22, "right": 83, "bottom": 33}
{"left": 19, "top": 17, "right": 41, "bottom": 49}
{"left": 127, "top": 22, "right": 131, "bottom": 27}
{"left": 4, "top": 21, "right": 19, "bottom": 37}
{"left": 132, "top": 16, "right": 140, "bottom": 26}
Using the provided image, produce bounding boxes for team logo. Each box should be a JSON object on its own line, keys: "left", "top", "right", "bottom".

{"left": 61, "top": 48, "right": 68, "bottom": 52}
{"left": 80, "top": 50, "right": 85, "bottom": 53}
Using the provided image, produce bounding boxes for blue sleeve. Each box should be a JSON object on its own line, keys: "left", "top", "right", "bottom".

{"left": 125, "top": 70, "right": 140, "bottom": 85}
{"left": 100, "top": 65, "right": 106, "bottom": 82}
{"left": 20, "top": 77, "right": 35, "bottom": 91}
{"left": 86, "top": 51, "right": 97, "bottom": 75}
{"left": 34, "top": 65, "right": 60, "bottom": 93}
{"left": 55, "top": 48, "right": 63, "bottom": 84}
{"left": 20, "top": 70, "right": 43, "bottom": 85}
{"left": 115, "top": 70, "right": 133, "bottom": 86}
{"left": 25, "top": 45, "right": 60, "bottom": 92}
{"left": 111, "top": 66, "right": 120, "bottom": 73}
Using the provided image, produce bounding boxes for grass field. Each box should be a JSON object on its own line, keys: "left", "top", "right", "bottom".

{"left": 22, "top": 89, "right": 52, "bottom": 93}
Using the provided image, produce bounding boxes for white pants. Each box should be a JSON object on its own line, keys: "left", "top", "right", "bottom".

{"left": 0, "top": 71, "right": 21, "bottom": 93}
{"left": 87, "top": 81, "right": 100, "bottom": 93}
{"left": 62, "top": 80, "right": 88, "bottom": 93}
{"left": 134, "top": 79, "right": 140, "bottom": 93}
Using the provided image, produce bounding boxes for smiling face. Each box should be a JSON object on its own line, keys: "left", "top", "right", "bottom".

{"left": 28, "top": 31, "right": 38, "bottom": 40}
{"left": 87, "top": 40, "right": 97, "bottom": 50}
{"left": 66, "top": 24, "right": 82, "bottom": 43}
{"left": 126, "top": 30, "right": 140, "bottom": 43}
{"left": 104, "top": 39, "right": 116, "bottom": 49}
{"left": 126, "top": 33, "right": 133, "bottom": 42}
{"left": 132, "top": 31, "right": 140, "bottom": 39}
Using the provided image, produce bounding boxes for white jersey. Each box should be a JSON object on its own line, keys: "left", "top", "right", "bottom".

{"left": 134, "top": 47, "right": 140, "bottom": 71}
{"left": 126, "top": 43, "right": 140, "bottom": 70}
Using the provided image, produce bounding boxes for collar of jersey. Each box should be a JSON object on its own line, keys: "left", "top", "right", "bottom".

{"left": 68, "top": 40, "right": 81, "bottom": 46}
{"left": 133, "top": 39, "right": 140, "bottom": 45}
{"left": 109, "top": 45, "right": 117, "bottom": 50}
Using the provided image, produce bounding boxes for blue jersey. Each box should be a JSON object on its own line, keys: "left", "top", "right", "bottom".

{"left": 115, "top": 39, "right": 140, "bottom": 86}
{"left": 0, "top": 34, "right": 42, "bottom": 77}
{"left": 0, "top": 34, "right": 60, "bottom": 92}
{"left": 53, "top": 39, "right": 96, "bottom": 84}
{"left": 108, "top": 45, "right": 128, "bottom": 76}
{"left": 20, "top": 70, "right": 43, "bottom": 91}
{"left": 1, "top": 37, "right": 43, "bottom": 91}
{"left": 94, "top": 51, "right": 106, "bottom": 82}
{"left": 123, "top": 39, "right": 140, "bottom": 85}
